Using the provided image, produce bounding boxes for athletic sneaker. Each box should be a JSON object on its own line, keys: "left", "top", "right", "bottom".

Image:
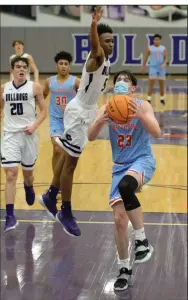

{"left": 114, "top": 267, "right": 132, "bottom": 291}
{"left": 39, "top": 191, "right": 57, "bottom": 221}
{"left": 56, "top": 210, "right": 81, "bottom": 237}
{"left": 160, "top": 99, "right": 166, "bottom": 105}
{"left": 24, "top": 184, "right": 35, "bottom": 206}
{"left": 4, "top": 215, "right": 18, "bottom": 233}
{"left": 134, "top": 238, "right": 154, "bottom": 263}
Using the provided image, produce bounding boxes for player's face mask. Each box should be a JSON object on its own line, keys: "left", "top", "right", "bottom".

{"left": 114, "top": 81, "right": 129, "bottom": 95}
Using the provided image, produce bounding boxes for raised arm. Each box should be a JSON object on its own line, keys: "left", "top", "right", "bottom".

{"left": 89, "top": 7, "right": 104, "bottom": 58}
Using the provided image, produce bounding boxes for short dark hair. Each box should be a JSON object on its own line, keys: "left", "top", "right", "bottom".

{"left": 54, "top": 51, "right": 73, "bottom": 64}
{"left": 153, "top": 34, "right": 162, "bottom": 39}
{"left": 97, "top": 23, "right": 113, "bottom": 36}
{"left": 11, "top": 56, "right": 29, "bottom": 69}
{"left": 113, "top": 70, "right": 137, "bottom": 86}
{"left": 12, "top": 40, "right": 24, "bottom": 47}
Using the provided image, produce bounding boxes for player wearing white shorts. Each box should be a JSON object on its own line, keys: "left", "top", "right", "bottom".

{"left": 9, "top": 40, "right": 39, "bottom": 82}
{"left": 39, "top": 7, "right": 114, "bottom": 236}
{"left": 1, "top": 56, "right": 46, "bottom": 233}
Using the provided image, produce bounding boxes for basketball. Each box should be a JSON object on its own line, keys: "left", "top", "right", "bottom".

{"left": 106, "top": 94, "right": 134, "bottom": 124}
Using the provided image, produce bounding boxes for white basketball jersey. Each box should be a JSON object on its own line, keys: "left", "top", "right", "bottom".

{"left": 3, "top": 80, "right": 36, "bottom": 132}
{"left": 10, "top": 53, "right": 30, "bottom": 80}
{"left": 76, "top": 52, "right": 110, "bottom": 107}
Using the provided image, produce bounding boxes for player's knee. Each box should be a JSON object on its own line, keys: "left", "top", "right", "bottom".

{"left": 64, "top": 157, "right": 78, "bottom": 174}
{"left": 23, "top": 170, "right": 33, "bottom": 181}
{"left": 114, "top": 211, "right": 127, "bottom": 232}
{"left": 6, "top": 168, "right": 18, "bottom": 182}
{"left": 51, "top": 138, "right": 62, "bottom": 154}
{"left": 53, "top": 143, "right": 62, "bottom": 154}
{"left": 118, "top": 175, "right": 141, "bottom": 211}
{"left": 118, "top": 175, "right": 138, "bottom": 195}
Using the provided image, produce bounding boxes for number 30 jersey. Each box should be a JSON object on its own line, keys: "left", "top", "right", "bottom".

{"left": 49, "top": 75, "right": 76, "bottom": 118}
{"left": 108, "top": 99, "right": 154, "bottom": 164}
{"left": 2, "top": 80, "right": 36, "bottom": 132}
{"left": 76, "top": 52, "right": 110, "bottom": 107}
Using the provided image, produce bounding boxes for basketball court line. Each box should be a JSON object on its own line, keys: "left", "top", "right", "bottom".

{"left": 0, "top": 183, "right": 187, "bottom": 191}
{"left": 0, "top": 219, "right": 187, "bottom": 226}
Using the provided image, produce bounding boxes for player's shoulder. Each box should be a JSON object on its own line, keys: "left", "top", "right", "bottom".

{"left": 47, "top": 76, "right": 53, "bottom": 82}
{"left": 49, "top": 75, "right": 56, "bottom": 82}
{"left": 1, "top": 81, "right": 12, "bottom": 95}
{"left": 9, "top": 54, "right": 15, "bottom": 59}
{"left": 3, "top": 81, "right": 12, "bottom": 89}
{"left": 32, "top": 81, "right": 41, "bottom": 90}
{"left": 23, "top": 53, "right": 31, "bottom": 58}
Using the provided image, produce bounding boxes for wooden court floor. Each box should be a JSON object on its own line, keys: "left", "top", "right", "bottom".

{"left": 0, "top": 76, "right": 187, "bottom": 214}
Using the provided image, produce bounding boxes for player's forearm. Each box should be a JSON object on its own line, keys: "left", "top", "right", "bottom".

{"left": 88, "top": 119, "right": 105, "bottom": 141}
{"left": 90, "top": 21, "right": 100, "bottom": 56}
{"left": 33, "top": 108, "right": 46, "bottom": 128}
{"left": 142, "top": 55, "right": 149, "bottom": 67}
{"left": 163, "top": 56, "right": 168, "bottom": 65}
{"left": 139, "top": 115, "right": 161, "bottom": 138}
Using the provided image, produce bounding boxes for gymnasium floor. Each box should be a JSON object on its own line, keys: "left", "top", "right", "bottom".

{"left": 0, "top": 75, "right": 187, "bottom": 300}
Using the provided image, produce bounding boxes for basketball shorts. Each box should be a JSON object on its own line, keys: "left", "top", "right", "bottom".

{"left": 1, "top": 131, "right": 38, "bottom": 170}
{"left": 50, "top": 115, "right": 64, "bottom": 137}
{"left": 59, "top": 97, "right": 97, "bottom": 157}
{"left": 149, "top": 66, "right": 166, "bottom": 80}
{"left": 109, "top": 156, "right": 156, "bottom": 207}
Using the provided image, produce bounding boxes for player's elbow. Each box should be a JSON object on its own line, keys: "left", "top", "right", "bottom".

{"left": 41, "top": 107, "right": 47, "bottom": 119}
{"left": 151, "top": 127, "right": 161, "bottom": 138}
{"left": 88, "top": 129, "right": 96, "bottom": 141}
{"left": 88, "top": 133, "right": 95, "bottom": 141}
{"left": 90, "top": 45, "right": 102, "bottom": 58}
{"left": 88, "top": 136, "right": 94, "bottom": 142}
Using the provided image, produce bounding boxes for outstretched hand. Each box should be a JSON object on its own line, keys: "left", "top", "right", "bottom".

{"left": 128, "top": 98, "right": 143, "bottom": 120}
{"left": 96, "top": 105, "right": 109, "bottom": 125}
{"left": 92, "top": 6, "right": 103, "bottom": 23}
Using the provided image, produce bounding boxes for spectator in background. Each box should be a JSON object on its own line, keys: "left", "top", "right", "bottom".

{"left": 10, "top": 40, "right": 39, "bottom": 83}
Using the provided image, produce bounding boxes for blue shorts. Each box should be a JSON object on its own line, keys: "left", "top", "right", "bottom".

{"left": 109, "top": 157, "right": 156, "bottom": 207}
{"left": 149, "top": 66, "right": 166, "bottom": 79}
{"left": 50, "top": 115, "right": 64, "bottom": 137}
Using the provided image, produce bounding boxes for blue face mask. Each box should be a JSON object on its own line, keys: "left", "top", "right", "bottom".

{"left": 114, "top": 81, "right": 129, "bottom": 95}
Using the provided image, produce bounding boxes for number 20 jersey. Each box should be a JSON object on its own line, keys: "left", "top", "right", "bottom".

{"left": 2, "top": 80, "right": 36, "bottom": 132}
{"left": 108, "top": 99, "right": 154, "bottom": 164}
{"left": 76, "top": 52, "right": 110, "bottom": 107}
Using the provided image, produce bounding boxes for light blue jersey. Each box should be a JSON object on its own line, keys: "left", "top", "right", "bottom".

{"left": 109, "top": 99, "right": 154, "bottom": 164}
{"left": 149, "top": 45, "right": 165, "bottom": 67}
{"left": 49, "top": 75, "right": 76, "bottom": 118}
{"left": 49, "top": 75, "right": 76, "bottom": 136}
{"left": 108, "top": 99, "right": 156, "bottom": 206}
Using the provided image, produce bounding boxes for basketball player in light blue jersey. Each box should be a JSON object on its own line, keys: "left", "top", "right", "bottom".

{"left": 141, "top": 34, "right": 168, "bottom": 105}
{"left": 88, "top": 70, "right": 161, "bottom": 291}
{"left": 43, "top": 51, "right": 80, "bottom": 174}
